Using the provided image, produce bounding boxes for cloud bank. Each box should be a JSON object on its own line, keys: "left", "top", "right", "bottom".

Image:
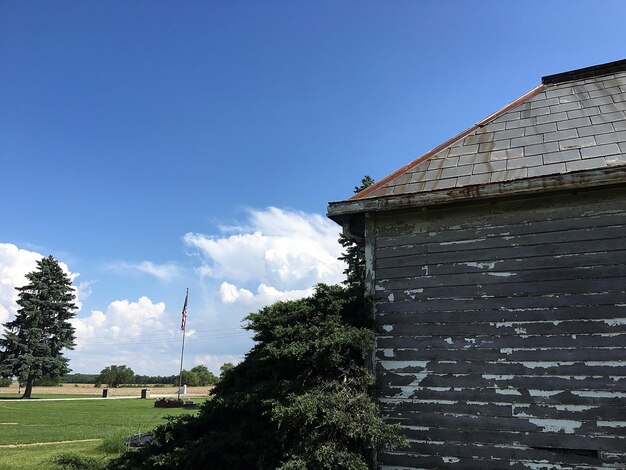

{"left": 1, "top": 207, "right": 346, "bottom": 375}
{"left": 184, "top": 207, "right": 345, "bottom": 308}
{"left": 71, "top": 296, "right": 167, "bottom": 350}
{"left": 68, "top": 296, "right": 179, "bottom": 374}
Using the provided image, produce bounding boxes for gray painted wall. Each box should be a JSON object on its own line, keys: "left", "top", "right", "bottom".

{"left": 369, "top": 187, "right": 626, "bottom": 469}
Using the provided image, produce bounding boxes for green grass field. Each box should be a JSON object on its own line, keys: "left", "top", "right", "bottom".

{"left": 0, "top": 398, "right": 202, "bottom": 470}
{"left": 0, "top": 394, "right": 99, "bottom": 400}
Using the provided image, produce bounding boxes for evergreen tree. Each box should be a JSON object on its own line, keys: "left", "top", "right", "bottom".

{"left": 354, "top": 175, "right": 375, "bottom": 194}
{"left": 107, "top": 175, "right": 406, "bottom": 469}
{"left": 338, "top": 176, "right": 374, "bottom": 288}
{"left": 109, "top": 285, "right": 405, "bottom": 470}
{"left": 0, "top": 256, "right": 77, "bottom": 399}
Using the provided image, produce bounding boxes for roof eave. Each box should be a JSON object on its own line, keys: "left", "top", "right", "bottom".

{"left": 327, "top": 166, "right": 626, "bottom": 224}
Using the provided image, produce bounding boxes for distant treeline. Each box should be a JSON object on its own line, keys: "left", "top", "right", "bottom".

{"left": 132, "top": 375, "right": 179, "bottom": 385}
{"left": 60, "top": 373, "right": 179, "bottom": 385}
{"left": 30, "top": 363, "right": 232, "bottom": 387}
{"left": 59, "top": 374, "right": 98, "bottom": 384}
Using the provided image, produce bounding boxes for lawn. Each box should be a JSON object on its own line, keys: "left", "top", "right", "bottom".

{"left": 0, "top": 398, "right": 202, "bottom": 470}
{"left": 0, "top": 441, "right": 105, "bottom": 470}
{"left": 0, "top": 394, "right": 100, "bottom": 400}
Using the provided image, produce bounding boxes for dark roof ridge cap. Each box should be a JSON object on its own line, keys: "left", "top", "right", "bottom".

{"left": 350, "top": 83, "right": 545, "bottom": 201}
{"left": 542, "top": 58, "right": 626, "bottom": 85}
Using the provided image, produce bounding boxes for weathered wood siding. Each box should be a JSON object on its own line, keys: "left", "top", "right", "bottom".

{"left": 371, "top": 188, "right": 626, "bottom": 469}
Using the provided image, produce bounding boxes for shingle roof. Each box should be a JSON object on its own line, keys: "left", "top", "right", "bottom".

{"left": 350, "top": 60, "right": 626, "bottom": 202}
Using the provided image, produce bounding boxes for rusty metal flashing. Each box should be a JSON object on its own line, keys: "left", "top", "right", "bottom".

{"left": 349, "top": 84, "right": 546, "bottom": 201}
{"left": 542, "top": 58, "right": 626, "bottom": 84}
{"left": 328, "top": 166, "right": 626, "bottom": 223}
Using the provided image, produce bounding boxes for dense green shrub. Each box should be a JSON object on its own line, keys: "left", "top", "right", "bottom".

{"left": 154, "top": 398, "right": 184, "bottom": 408}
{"left": 108, "top": 284, "right": 405, "bottom": 470}
{"left": 108, "top": 177, "right": 403, "bottom": 469}
{"left": 0, "top": 377, "right": 12, "bottom": 387}
{"left": 52, "top": 453, "right": 105, "bottom": 470}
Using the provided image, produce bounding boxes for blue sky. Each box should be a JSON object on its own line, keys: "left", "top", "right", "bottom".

{"left": 1, "top": 1, "right": 626, "bottom": 375}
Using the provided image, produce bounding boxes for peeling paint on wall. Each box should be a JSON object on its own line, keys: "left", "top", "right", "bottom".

{"left": 528, "top": 418, "right": 582, "bottom": 434}
{"left": 482, "top": 374, "right": 516, "bottom": 380}
{"left": 463, "top": 261, "right": 496, "bottom": 269}
{"left": 370, "top": 189, "right": 626, "bottom": 468}
{"left": 528, "top": 390, "right": 564, "bottom": 397}
{"left": 408, "top": 372, "right": 429, "bottom": 387}
{"left": 486, "top": 271, "right": 517, "bottom": 277}
{"left": 494, "top": 388, "right": 522, "bottom": 395}
{"left": 378, "top": 360, "right": 428, "bottom": 370}
{"left": 440, "top": 238, "right": 486, "bottom": 246}
{"left": 521, "top": 361, "right": 575, "bottom": 369}
{"left": 572, "top": 390, "right": 626, "bottom": 398}
{"left": 404, "top": 288, "right": 423, "bottom": 299}
{"left": 598, "top": 420, "right": 626, "bottom": 428}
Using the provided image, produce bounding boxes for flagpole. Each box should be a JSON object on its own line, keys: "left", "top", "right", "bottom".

{"left": 177, "top": 288, "right": 188, "bottom": 401}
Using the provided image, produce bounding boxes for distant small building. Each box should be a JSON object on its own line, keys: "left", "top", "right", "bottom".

{"left": 328, "top": 59, "right": 626, "bottom": 469}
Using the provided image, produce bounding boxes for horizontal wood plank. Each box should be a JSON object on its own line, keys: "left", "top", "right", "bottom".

{"left": 371, "top": 189, "right": 626, "bottom": 468}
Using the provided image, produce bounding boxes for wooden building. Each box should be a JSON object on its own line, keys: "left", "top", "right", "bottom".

{"left": 328, "top": 59, "right": 626, "bottom": 469}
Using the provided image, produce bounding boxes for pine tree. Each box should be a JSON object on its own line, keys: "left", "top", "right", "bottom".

{"left": 108, "top": 285, "right": 405, "bottom": 470}
{"left": 0, "top": 256, "right": 77, "bottom": 399}
{"left": 338, "top": 176, "right": 374, "bottom": 288}
{"left": 107, "top": 174, "right": 408, "bottom": 470}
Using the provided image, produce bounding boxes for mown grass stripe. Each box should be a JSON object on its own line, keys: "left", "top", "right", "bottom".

{"left": 0, "top": 438, "right": 102, "bottom": 448}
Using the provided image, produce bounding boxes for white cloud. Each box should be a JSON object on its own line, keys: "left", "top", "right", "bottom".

{"left": 219, "top": 282, "right": 255, "bottom": 304}
{"left": 68, "top": 296, "right": 180, "bottom": 374}
{"left": 68, "top": 296, "right": 249, "bottom": 375}
{"left": 70, "top": 296, "right": 167, "bottom": 350}
{"left": 1, "top": 208, "right": 347, "bottom": 375}
{"left": 184, "top": 207, "right": 345, "bottom": 304}
{"left": 109, "top": 261, "right": 180, "bottom": 281}
{"left": 218, "top": 281, "right": 313, "bottom": 307}
{"left": 0, "top": 243, "right": 81, "bottom": 323}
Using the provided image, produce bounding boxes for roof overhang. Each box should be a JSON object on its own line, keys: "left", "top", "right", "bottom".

{"left": 327, "top": 166, "right": 626, "bottom": 226}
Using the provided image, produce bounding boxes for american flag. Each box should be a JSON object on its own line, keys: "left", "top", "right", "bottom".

{"left": 180, "top": 289, "right": 188, "bottom": 331}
